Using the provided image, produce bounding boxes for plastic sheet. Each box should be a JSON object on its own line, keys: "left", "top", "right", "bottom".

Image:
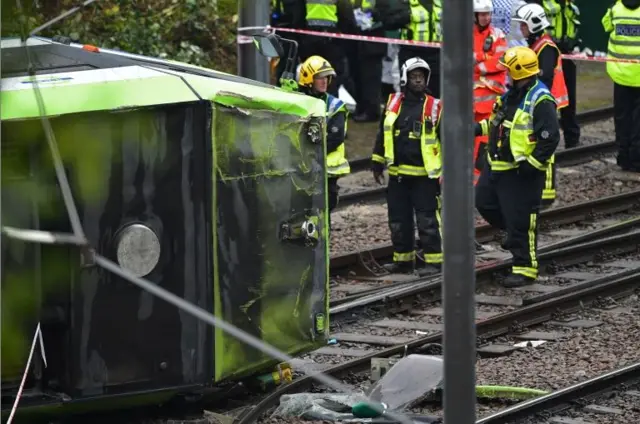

{"left": 272, "top": 392, "right": 441, "bottom": 423}
{"left": 368, "top": 355, "right": 444, "bottom": 411}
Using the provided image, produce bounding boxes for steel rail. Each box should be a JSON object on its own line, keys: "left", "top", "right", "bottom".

{"left": 346, "top": 106, "right": 614, "bottom": 174}
{"left": 330, "top": 188, "right": 640, "bottom": 274}
{"left": 330, "top": 223, "right": 640, "bottom": 314}
{"left": 330, "top": 213, "right": 640, "bottom": 309}
{"left": 476, "top": 361, "right": 640, "bottom": 424}
{"left": 237, "top": 260, "right": 640, "bottom": 424}
{"left": 339, "top": 139, "right": 617, "bottom": 209}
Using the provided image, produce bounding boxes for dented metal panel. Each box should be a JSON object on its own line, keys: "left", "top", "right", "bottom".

{"left": 211, "top": 98, "right": 329, "bottom": 381}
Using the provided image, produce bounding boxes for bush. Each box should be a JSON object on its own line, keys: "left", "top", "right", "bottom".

{"left": 1, "top": 0, "right": 238, "bottom": 74}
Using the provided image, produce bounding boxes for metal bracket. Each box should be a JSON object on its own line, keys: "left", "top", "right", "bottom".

{"left": 279, "top": 210, "right": 320, "bottom": 247}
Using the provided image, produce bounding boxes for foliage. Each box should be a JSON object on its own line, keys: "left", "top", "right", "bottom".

{"left": 1, "top": 0, "right": 238, "bottom": 74}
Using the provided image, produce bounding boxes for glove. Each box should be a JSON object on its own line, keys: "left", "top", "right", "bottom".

{"left": 372, "top": 162, "right": 385, "bottom": 185}
{"left": 518, "top": 161, "right": 544, "bottom": 177}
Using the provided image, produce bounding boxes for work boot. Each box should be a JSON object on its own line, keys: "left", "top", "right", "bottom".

{"left": 383, "top": 261, "right": 414, "bottom": 274}
{"left": 564, "top": 140, "right": 580, "bottom": 149}
{"left": 418, "top": 263, "right": 442, "bottom": 277}
{"left": 501, "top": 273, "right": 535, "bottom": 288}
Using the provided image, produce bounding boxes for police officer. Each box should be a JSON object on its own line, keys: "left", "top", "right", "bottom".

{"left": 371, "top": 58, "right": 443, "bottom": 275}
{"left": 602, "top": 0, "right": 640, "bottom": 172}
{"left": 298, "top": 56, "right": 351, "bottom": 228}
{"left": 300, "top": 0, "right": 358, "bottom": 97}
{"left": 475, "top": 46, "right": 561, "bottom": 288}
{"left": 529, "top": 0, "right": 582, "bottom": 148}
{"left": 397, "top": 0, "right": 442, "bottom": 98}
{"left": 513, "top": 2, "right": 568, "bottom": 207}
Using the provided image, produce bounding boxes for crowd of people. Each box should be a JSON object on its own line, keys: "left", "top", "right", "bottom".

{"left": 270, "top": 0, "right": 640, "bottom": 288}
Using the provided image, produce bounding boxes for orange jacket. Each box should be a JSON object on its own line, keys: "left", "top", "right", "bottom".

{"left": 531, "top": 34, "right": 569, "bottom": 109}
{"left": 473, "top": 25, "right": 508, "bottom": 116}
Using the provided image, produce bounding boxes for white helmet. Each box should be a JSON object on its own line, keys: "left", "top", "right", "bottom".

{"left": 473, "top": 0, "right": 493, "bottom": 13}
{"left": 400, "top": 57, "right": 431, "bottom": 87}
{"left": 512, "top": 3, "right": 550, "bottom": 34}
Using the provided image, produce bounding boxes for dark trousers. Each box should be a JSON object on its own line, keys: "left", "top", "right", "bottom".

{"left": 300, "top": 38, "right": 347, "bottom": 97}
{"left": 559, "top": 59, "right": 580, "bottom": 147}
{"left": 345, "top": 42, "right": 383, "bottom": 118}
{"left": 614, "top": 83, "right": 640, "bottom": 171}
{"left": 328, "top": 177, "right": 339, "bottom": 230}
{"left": 387, "top": 176, "right": 442, "bottom": 264}
{"left": 475, "top": 167, "right": 545, "bottom": 279}
{"left": 398, "top": 47, "right": 440, "bottom": 98}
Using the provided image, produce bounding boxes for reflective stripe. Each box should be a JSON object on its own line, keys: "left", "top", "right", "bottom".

{"left": 424, "top": 253, "right": 443, "bottom": 264}
{"left": 393, "top": 251, "right": 415, "bottom": 262}
{"left": 531, "top": 35, "right": 569, "bottom": 109}
{"left": 488, "top": 81, "right": 555, "bottom": 172}
{"left": 383, "top": 93, "right": 442, "bottom": 178}
{"left": 605, "top": 3, "right": 640, "bottom": 87}
{"left": 402, "top": 0, "right": 441, "bottom": 42}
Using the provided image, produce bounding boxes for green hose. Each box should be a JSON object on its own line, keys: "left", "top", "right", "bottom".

{"left": 476, "top": 385, "right": 549, "bottom": 400}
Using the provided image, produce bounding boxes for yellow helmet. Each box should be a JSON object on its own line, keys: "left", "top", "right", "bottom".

{"left": 498, "top": 46, "right": 540, "bottom": 81}
{"left": 298, "top": 55, "right": 336, "bottom": 87}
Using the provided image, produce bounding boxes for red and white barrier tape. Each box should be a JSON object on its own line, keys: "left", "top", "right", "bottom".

{"left": 238, "top": 25, "right": 640, "bottom": 65}
{"left": 7, "top": 323, "right": 47, "bottom": 424}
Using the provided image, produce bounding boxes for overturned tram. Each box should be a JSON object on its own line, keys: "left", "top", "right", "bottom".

{"left": 1, "top": 36, "right": 329, "bottom": 420}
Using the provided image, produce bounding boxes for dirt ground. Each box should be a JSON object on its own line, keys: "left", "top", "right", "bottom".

{"left": 345, "top": 61, "right": 613, "bottom": 160}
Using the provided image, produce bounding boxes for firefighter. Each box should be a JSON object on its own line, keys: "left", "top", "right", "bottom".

{"left": 472, "top": 0, "right": 508, "bottom": 185}
{"left": 300, "top": 0, "right": 358, "bottom": 97}
{"left": 513, "top": 2, "right": 568, "bottom": 207}
{"left": 602, "top": 0, "right": 640, "bottom": 172}
{"left": 475, "top": 46, "right": 561, "bottom": 288}
{"left": 298, "top": 56, "right": 351, "bottom": 229}
{"left": 530, "top": 0, "right": 582, "bottom": 149}
{"left": 397, "top": 0, "right": 442, "bottom": 98}
{"left": 371, "top": 57, "right": 443, "bottom": 275}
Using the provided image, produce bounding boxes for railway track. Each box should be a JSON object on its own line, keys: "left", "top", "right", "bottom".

{"left": 330, "top": 188, "right": 640, "bottom": 280}
{"left": 479, "top": 361, "right": 640, "bottom": 423}
{"left": 238, "top": 239, "right": 640, "bottom": 423}
{"left": 338, "top": 139, "right": 617, "bottom": 210}
{"left": 344, "top": 106, "right": 614, "bottom": 175}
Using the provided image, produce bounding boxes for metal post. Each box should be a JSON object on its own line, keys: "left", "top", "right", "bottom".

{"left": 441, "top": 0, "right": 476, "bottom": 422}
{"left": 237, "top": 0, "right": 270, "bottom": 82}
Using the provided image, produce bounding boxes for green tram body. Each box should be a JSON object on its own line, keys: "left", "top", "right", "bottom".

{"left": 1, "top": 36, "right": 329, "bottom": 419}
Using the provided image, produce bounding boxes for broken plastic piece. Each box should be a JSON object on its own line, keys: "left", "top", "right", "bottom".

{"left": 368, "top": 354, "right": 444, "bottom": 411}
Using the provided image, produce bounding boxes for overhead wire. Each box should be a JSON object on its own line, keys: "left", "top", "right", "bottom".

{"left": 7, "top": 2, "right": 416, "bottom": 423}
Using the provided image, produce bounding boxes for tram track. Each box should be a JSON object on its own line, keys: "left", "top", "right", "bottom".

{"left": 330, "top": 188, "right": 640, "bottom": 280}
{"left": 238, "top": 237, "right": 640, "bottom": 424}
{"left": 239, "top": 250, "right": 640, "bottom": 424}
{"left": 478, "top": 361, "right": 640, "bottom": 424}
{"left": 338, "top": 138, "right": 617, "bottom": 210}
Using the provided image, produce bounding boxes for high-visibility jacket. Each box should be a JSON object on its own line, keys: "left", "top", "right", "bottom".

{"left": 473, "top": 25, "right": 509, "bottom": 115}
{"left": 602, "top": 2, "right": 640, "bottom": 88}
{"left": 543, "top": 0, "right": 580, "bottom": 45}
{"left": 400, "top": 0, "right": 442, "bottom": 42}
{"left": 531, "top": 34, "right": 569, "bottom": 109}
{"left": 325, "top": 94, "right": 351, "bottom": 176}
{"left": 479, "top": 80, "right": 556, "bottom": 172}
{"left": 376, "top": 92, "right": 443, "bottom": 178}
{"left": 306, "top": 0, "right": 338, "bottom": 28}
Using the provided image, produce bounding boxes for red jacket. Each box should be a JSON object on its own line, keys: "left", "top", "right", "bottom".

{"left": 473, "top": 24, "right": 508, "bottom": 116}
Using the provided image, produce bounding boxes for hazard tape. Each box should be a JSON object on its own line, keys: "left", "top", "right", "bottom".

{"left": 237, "top": 25, "right": 640, "bottom": 65}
